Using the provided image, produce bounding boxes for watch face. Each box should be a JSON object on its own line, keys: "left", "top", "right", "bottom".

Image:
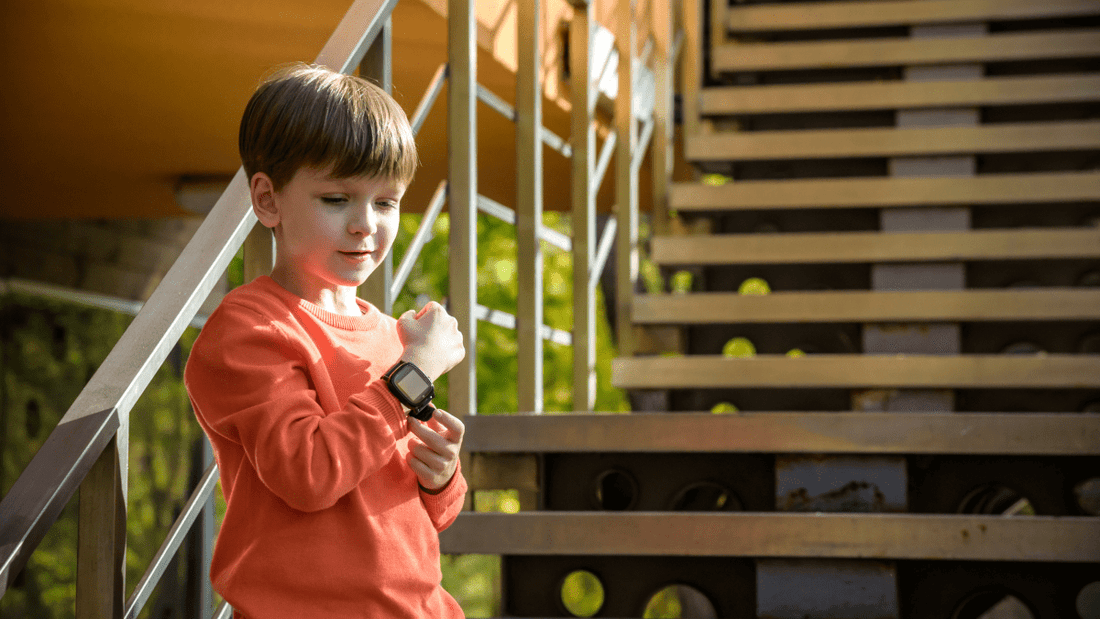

{"left": 395, "top": 366, "right": 432, "bottom": 402}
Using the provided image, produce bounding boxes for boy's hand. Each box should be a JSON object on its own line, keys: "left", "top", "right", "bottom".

{"left": 397, "top": 302, "right": 465, "bottom": 382}
{"left": 406, "top": 408, "right": 465, "bottom": 493}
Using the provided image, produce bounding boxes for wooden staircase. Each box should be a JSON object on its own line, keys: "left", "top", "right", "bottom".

{"left": 442, "top": 0, "right": 1100, "bottom": 617}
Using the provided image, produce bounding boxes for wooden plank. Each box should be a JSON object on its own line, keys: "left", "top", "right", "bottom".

{"left": 631, "top": 289, "right": 1100, "bottom": 324}
{"left": 670, "top": 172, "right": 1100, "bottom": 211}
{"left": 612, "top": 355, "right": 1100, "bottom": 389}
{"left": 76, "top": 437, "right": 127, "bottom": 619}
{"left": 725, "top": 0, "right": 1100, "bottom": 33}
{"left": 616, "top": 0, "right": 639, "bottom": 358}
{"left": 571, "top": 1, "right": 597, "bottom": 411}
{"left": 440, "top": 512, "right": 1100, "bottom": 562}
{"left": 448, "top": 0, "right": 478, "bottom": 417}
{"left": 462, "top": 412, "right": 1100, "bottom": 456}
{"left": 712, "top": 29, "right": 1100, "bottom": 73}
{"left": 651, "top": 228, "right": 1100, "bottom": 265}
{"left": 685, "top": 120, "right": 1100, "bottom": 161}
{"left": 516, "top": 0, "right": 543, "bottom": 413}
{"left": 358, "top": 20, "right": 394, "bottom": 313}
{"left": 701, "top": 74, "right": 1100, "bottom": 115}
{"left": 680, "top": 0, "right": 702, "bottom": 136}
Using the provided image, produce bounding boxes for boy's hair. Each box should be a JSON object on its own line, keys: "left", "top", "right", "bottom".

{"left": 239, "top": 63, "right": 418, "bottom": 191}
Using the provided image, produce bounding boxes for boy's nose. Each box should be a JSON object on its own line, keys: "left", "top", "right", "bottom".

{"left": 348, "top": 204, "right": 378, "bottom": 236}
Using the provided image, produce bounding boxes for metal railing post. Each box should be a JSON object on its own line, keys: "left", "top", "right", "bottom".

{"left": 517, "top": 0, "right": 544, "bottom": 414}
{"left": 359, "top": 17, "right": 396, "bottom": 314}
{"left": 615, "top": 0, "right": 639, "bottom": 359}
{"left": 571, "top": 0, "right": 597, "bottom": 411}
{"left": 449, "top": 0, "right": 478, "bottom": 418}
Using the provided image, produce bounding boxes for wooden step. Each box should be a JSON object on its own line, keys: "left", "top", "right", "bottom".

{"left": 701, "top": 74, "right": 1100, "bottom": 116}
{"left": 632, "top": 289, "right": 1100, "bottom": 325}
{"left": 651, "top": 228, "right": 1100, "bottom": 265}
{"left": 685, "top": 121, "right": 1100, "bottom": 161}
{"left": 670, "top": 172, "right": 1100, "bottom": 212}
{"left": 440, "top": 512, "right": 1100, "bottom": 562}
{"left": 712, "top": 29, "right": 1100, "bottom": 73}
{"left": 462, "top": 412, "right": 1100, "bottom": 456}
{"left": 611, "top": 355, "right": 1100, "bottom": 389}
{"left": 724, "top": 0, "right": 1100, "bottom": 33}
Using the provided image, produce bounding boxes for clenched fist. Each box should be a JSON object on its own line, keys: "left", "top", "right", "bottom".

{"left": 396, "top": 301, "right": 465, "bottom": 382}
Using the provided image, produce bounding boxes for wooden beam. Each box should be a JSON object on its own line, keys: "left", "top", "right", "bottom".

{"left": 631, "top": 289, "right": 1100, "bottom": 324}
{"left": 670, "top": 172, "right": 1100, "bottom": 212}
{"left": 701, "top": 74, "right": 1100, "bottom": 116}
{"left": 76, "top": 436, "right": 127, "bottom": 619}
{"left": 612, "top": 355, "right": 1100, "bottom": 389}
{"left": 615, "top": 0, "right": 639, "bottom": 358}
{"left": 448, "top": 0, "right": 477, "bottom": 417}
{"left": 712, "top": 29, "right": 1100, "bottom": 73}
{"left": 516, "top": 0, "right": 543, "bottom": 413}
{"left": 651, "top": 228, "right": 1100, "bottom": 265}
{"left": 725, "top": 0, "right": 1100, "bottom": 33}
{"left": 440, "top": 512, "right": 1100, "bottom": 562}
{"left": 686, "top": 120, "right": 1100, "bottom": 161}
{"left": 571, "top": 1, "right": 597, "bottom": 411}
{"left": 461, "top": 412, "right": 1100, "bottom": 456}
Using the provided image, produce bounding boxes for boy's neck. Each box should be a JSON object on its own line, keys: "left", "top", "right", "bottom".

{"left": 268, "top": 267, "right": 363, "bottom": 316}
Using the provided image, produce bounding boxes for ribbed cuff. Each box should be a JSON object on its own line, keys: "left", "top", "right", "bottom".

{"left": 419, "top": 460, "right": 466, "bottom": 506}
{"left": 349, "top": 381, "right": 408, "bottom": 438}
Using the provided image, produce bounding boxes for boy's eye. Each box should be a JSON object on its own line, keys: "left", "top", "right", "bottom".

{"left": 320, "top": 195, "right": 348, "bottom": 205}
{"left": 376, "top": 200, "right": 399, "bottom": 211}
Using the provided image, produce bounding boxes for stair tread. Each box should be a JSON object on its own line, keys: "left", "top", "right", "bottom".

{"left": 723, "top": 0, "right": 1100, "bottom": 33}
{"left": 633, "top": 289, "right": 1100, "bottom": 323}
{"left": 712, "top": 29, "right": 1100, "bottom": 73}
{"left": 700, "top": 73, "right": 1100, "bottom": 116}
{"left": 440, "top": 512, "right": 1100, "bottom": 562}
{"left": 669, "top": 171, "right": 1100, "bottom": 211}
{"left": 462, "top": 412, "right": 1100, "bottom": 456}
{"left": 651, "top": 228, "right": 1100, "bottom": 265}
{"left": 685, "top": 120, "right": 1100, "bottom": 161}
{"left": 612, "top": 355, "right": 1100, "bottom": 389}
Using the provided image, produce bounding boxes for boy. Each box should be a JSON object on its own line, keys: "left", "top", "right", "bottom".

{"left": 185, "top": 64, "right": 468, "bottom": 618}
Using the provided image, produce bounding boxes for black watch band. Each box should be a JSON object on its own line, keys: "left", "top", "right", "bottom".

{"left": 382, "top": 361, "right": 435, "bottom": 421}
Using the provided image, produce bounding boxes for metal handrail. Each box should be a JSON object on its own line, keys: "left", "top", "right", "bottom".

{"left": 0, "top": 0, "right": 400, "bottom": 602}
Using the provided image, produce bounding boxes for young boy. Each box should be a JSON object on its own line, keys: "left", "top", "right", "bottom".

{"left": 185, "top": 64, "right": 468, "bottom": 618}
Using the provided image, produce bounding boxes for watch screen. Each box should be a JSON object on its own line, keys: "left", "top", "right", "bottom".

{"left": 396, "top": 368, "right": 431, "bottom": 401}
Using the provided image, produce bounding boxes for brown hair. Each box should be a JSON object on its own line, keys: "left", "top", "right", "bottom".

{"left": 239, "top": 64, "right": 418, "bottom": 191}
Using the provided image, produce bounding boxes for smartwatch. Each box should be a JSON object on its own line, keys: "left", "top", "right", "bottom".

{"left": 382, "top": 361, "right": 436, "bottom": 421}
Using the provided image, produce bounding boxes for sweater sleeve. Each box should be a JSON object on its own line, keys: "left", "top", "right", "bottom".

{"left": 419, "top": 463, "right": 468, "bottom": 532}
{"left": 186, "top": 302, "right": 408, "bottom": 513}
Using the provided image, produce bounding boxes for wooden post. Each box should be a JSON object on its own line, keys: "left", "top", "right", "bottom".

{"left": 449, "top": 0, "right": 478, "bottom": 418}
{"left": 571, "top": 0, "right": 597, "bottom": 411}
{"left": 681, "top": 0, "right": 703, "bottom": 138}
{"left": 651, "top": 0, "right": 673, "bottom": 236}
{"left": 76, "top": 433, "right": 127, "bottom": 619}
{"left": 359, "top": 18, "right": 395, "bottom": 314}
{"left": 615, "top": 0, "right": 639, "bottom": 359}
{"left": 517, "top": 0, "right": 544, "bottom": 414}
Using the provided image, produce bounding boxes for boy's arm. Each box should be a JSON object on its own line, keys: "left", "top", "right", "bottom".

{"left": 186, "top": 303, "right": 407, "bottom": 513}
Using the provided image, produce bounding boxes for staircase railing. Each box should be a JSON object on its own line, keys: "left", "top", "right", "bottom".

{"left": 0, "top": 0, "right": 682, "bottom": 614}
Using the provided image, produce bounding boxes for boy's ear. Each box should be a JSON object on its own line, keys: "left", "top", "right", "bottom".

{"left": 250, "top": 173, "right": 280, "bottom": 228}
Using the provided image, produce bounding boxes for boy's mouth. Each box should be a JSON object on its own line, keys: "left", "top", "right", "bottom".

{"left": 339, "top": 249, "right": 375, "bottom": 262}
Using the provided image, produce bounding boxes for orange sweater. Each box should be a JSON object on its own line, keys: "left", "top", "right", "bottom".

{"left": 185, "top": 276, "right": 466, "bottom": 618}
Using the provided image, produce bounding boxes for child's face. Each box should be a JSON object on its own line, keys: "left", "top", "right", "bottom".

{"left": 267, "top": 166, "right": 405, "bottom": 305}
